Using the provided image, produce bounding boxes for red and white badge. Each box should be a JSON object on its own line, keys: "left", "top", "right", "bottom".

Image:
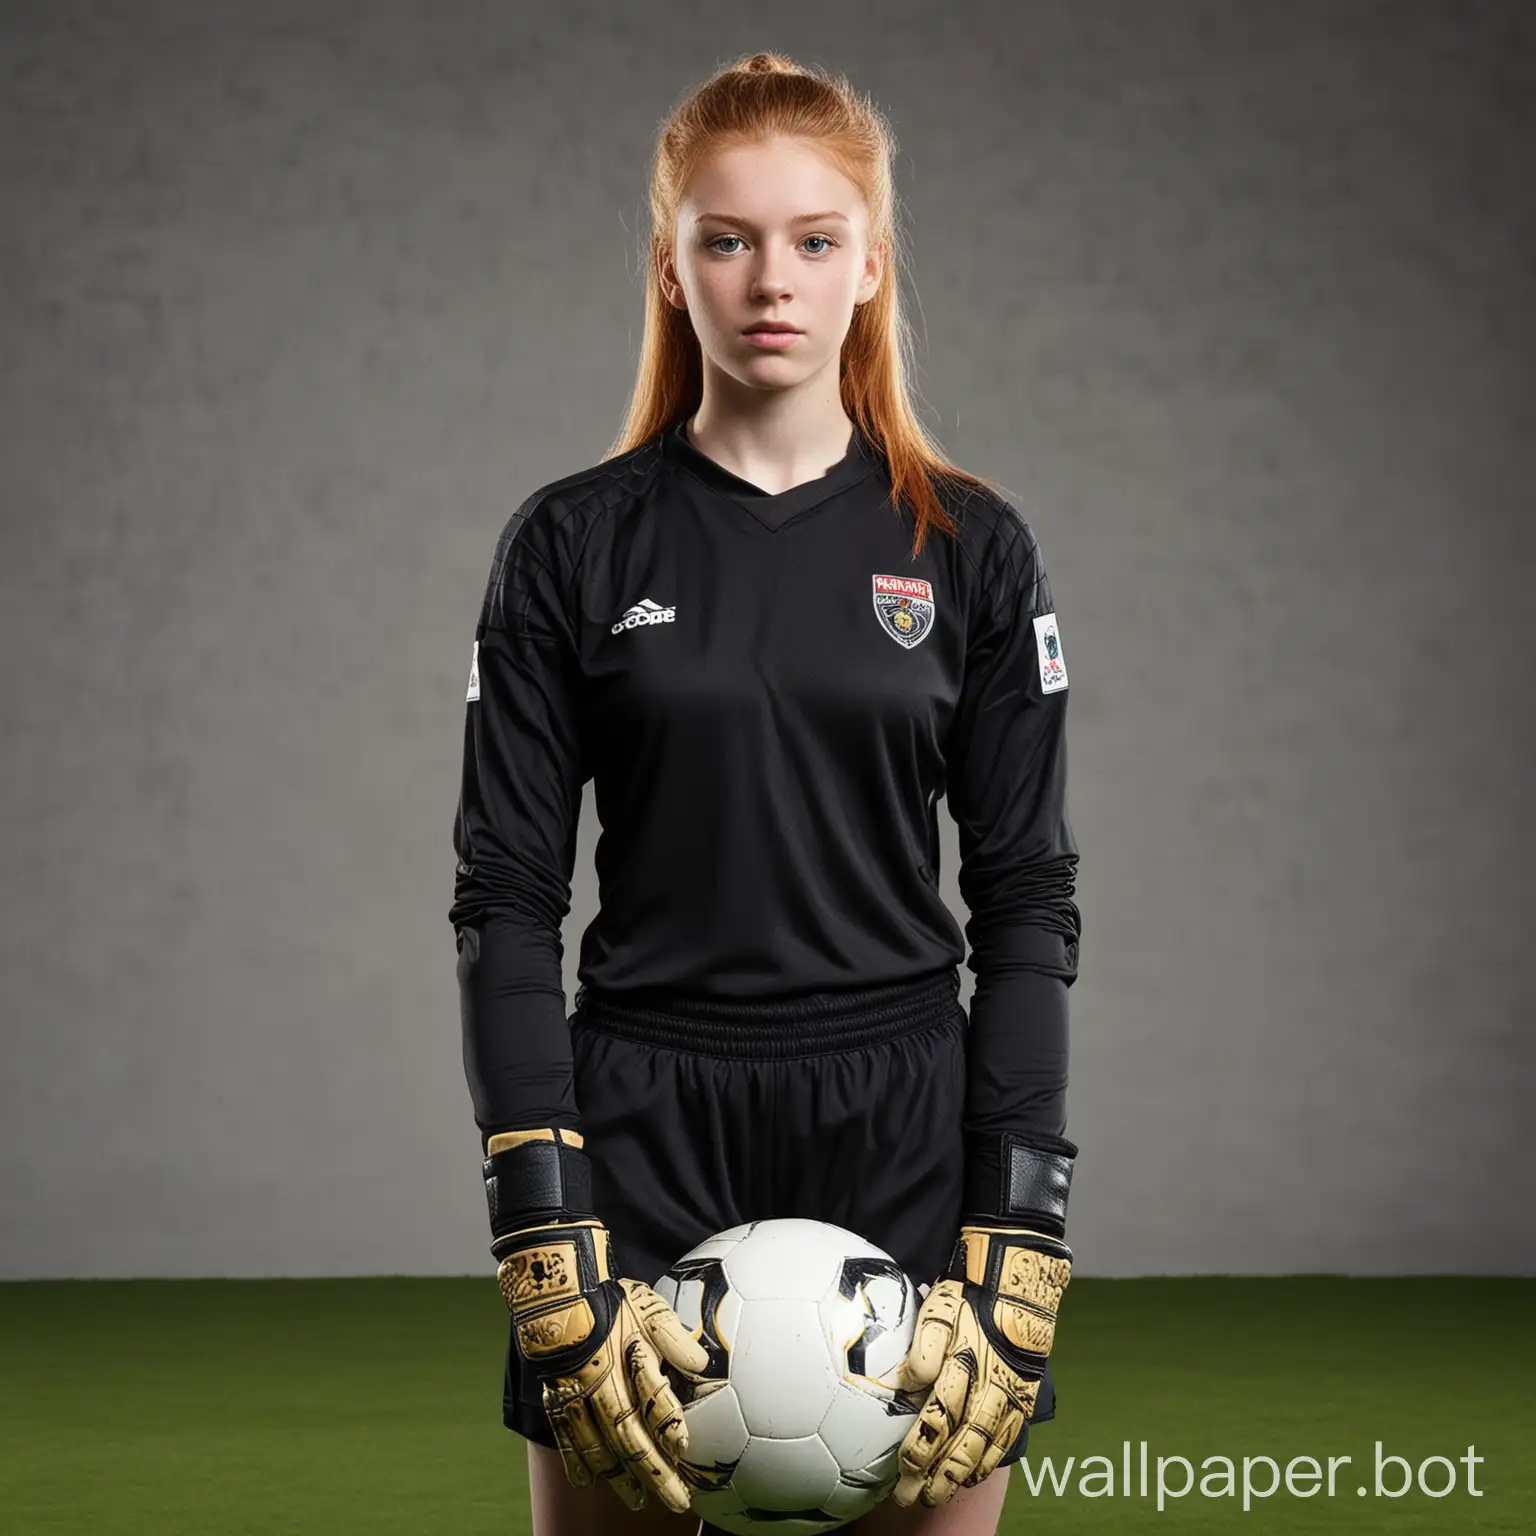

{"left": 872, "top": 574, "right": 935, "bottom": 649}
{"left": 1033, "top": 612, "right": 1068, "bottom": 693}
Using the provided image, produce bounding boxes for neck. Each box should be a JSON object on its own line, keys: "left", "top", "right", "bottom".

{"left": 687, "top": 373, "right": 854, "bottom": 496}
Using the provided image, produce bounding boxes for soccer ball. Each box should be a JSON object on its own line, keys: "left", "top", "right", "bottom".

{"left": 653, "top": 1217, "right": 926, "bottom": 1534}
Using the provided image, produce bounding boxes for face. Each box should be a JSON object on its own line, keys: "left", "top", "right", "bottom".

{"left": 659, "top": 137, "right": 884, "bottom": 396}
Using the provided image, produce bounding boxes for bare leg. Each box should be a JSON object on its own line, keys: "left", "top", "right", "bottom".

{"left": 528, "top": 1438, "right": 1009, "bottom": 1536}
{"left": 527, "top": 1439, "right": 702, "bottom": 1536}
{"left": 843, "top": 1467, "right": 1011, "bottom": 1536}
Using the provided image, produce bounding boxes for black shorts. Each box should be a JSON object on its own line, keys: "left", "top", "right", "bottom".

{"left": 502, "top": 966, "right": 1055, "bottom": 1481}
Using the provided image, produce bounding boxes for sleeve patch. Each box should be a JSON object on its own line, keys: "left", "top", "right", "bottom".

{"left": 1032, "top": 612, "right": 1068, "bottom": 693}
{"left": 466, "top": 640, "right": 481, "bottom": 702}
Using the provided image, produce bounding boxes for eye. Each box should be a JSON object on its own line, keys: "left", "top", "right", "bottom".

{"left": 705, "top": 234, "right": 838, "bottom": 256}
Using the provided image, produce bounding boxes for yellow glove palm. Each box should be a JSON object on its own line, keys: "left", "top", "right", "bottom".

{"left": 499, "top": 1216, "right": 709, "bottom": 1512}
{"left": 893, "top": 1224, "right": 1072, "bottom": 1507}
{"left": 483, "top": 1126, "right": 708, "bottom": 1514}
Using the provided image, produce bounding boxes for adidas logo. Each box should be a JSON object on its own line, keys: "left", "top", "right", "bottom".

{"left": 611, "top": 596, "right": 677, "bottom": 634}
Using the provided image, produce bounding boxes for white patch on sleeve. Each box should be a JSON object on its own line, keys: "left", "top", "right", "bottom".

{"left": 1032, "top": 612, "right": 1068, "bottom": 693}
{"left": 465, "top": 640, "right": 480, "bottom": 702}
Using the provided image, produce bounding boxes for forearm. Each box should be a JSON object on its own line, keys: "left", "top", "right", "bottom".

{"left": 455, "top": 912, "right": 578, "bottom": 1148}
{"left": 963, "top": 962, "right": 1069, "bottom": 1139}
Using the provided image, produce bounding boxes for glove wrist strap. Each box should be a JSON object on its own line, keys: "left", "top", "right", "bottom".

{"left": 482, "top": 1127, "right": 595, "bottom": 1259}
{"left": 961, "top": 1129, "right": 1077, "bottom": 1238}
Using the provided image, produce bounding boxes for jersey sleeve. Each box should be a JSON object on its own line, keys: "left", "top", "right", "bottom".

{"left": 448, "top": 495, "right": 588, "bottom": 1149}
{"left": 944, "top": 509, "right": 1082, "bottom": 1141}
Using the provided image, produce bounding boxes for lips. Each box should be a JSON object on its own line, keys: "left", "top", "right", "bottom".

{"left": 744, "top": 324, "right": 802, "bottom": 334}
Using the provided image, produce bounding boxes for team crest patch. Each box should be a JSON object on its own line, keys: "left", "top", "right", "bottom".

{"left": 1033, "top": 612, "right": 1068, "bottom": 693}
{"left": 872, "top": 574, "right": 935, "bottom": 649}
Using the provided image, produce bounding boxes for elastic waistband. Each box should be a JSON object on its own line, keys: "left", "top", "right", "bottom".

{"left": 571, "top": 966, "right": 963, "bottom": 1059}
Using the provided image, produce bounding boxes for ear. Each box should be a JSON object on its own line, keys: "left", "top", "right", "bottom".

{"left": 856, "top": 239, "right": 886, "bottom": 305}
{"left": 656, "top": 243, "right": 687, "bottom": 312}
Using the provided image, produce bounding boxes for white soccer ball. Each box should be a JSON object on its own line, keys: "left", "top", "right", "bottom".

{"left": 653, "top": 1217, "right": 926, "bottom": 1534}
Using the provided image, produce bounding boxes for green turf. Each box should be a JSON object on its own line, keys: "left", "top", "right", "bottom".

{"left": 0, "top": 1277, "right": 1529, "bottom": 1533}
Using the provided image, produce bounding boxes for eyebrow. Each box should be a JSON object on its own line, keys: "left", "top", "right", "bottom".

{"left": 695, "top": 211, "right": 850, "bottom": 227}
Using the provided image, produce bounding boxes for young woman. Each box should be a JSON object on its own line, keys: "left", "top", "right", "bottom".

{"left": 449, "top": 51, "right": 1082, "bottom": 1536}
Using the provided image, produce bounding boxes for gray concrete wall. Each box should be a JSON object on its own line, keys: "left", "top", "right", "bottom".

{"left": 2, "top": 0, "right": 1531, "bottom": 1278}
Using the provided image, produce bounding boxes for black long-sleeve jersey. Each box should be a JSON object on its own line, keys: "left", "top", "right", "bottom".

{"left": 449, "top": 419, "right": 1081, "bottom": 1149}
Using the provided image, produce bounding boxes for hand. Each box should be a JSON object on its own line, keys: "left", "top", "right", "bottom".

{"left": 892, "top": 1224, "right": 1072, "bottom": 1507}
{"left": 500, "top": 1216, "right": 710, "bottom": 1512}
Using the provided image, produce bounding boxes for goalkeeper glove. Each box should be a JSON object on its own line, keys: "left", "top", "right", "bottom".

{"left": 893, "top": 1130, "right": 1076, "bottom": 1507}
{"left": 483, "top": 1126, "right": 709, "bottom": 1513}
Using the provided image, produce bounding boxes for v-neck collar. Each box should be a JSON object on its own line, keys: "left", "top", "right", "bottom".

{"left": 661, "top": 416, "right": 881, "bottom": 532}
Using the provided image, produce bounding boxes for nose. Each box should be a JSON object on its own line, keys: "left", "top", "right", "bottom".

{"left": 750, "top": 247, "right": 794, "bottom": 302}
